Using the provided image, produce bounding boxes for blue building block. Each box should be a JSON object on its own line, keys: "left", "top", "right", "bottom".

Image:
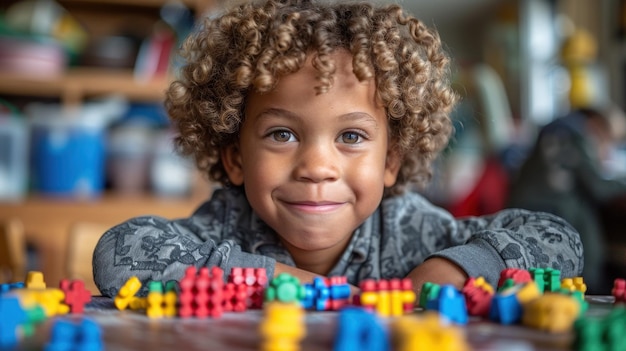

{"left": 302, "top": 277, "right": 330, "bottom": 310}
{"left": 329, "top": 282, "right": 350, "bottom": 300}
{"left": 0, "top": 295, "right": 28, "bottom": 348}
{"left": 425, "top": 285, "right": 468, "bottom": 325}
{"left": 334, "top": 307, "right": 389, "bottom": 351}
{"left": 45, "top": 318, "right": 103, "bottom": 351}
{"left": 0, "top": 282, "right": 25, "bottom": 295}
{"left": 489, "top": 290, "right": 523, "bottom": 325}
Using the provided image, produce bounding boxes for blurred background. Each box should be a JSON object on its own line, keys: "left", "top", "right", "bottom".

{"left": 0, "top": 0, "right": 625, "bottom": 294}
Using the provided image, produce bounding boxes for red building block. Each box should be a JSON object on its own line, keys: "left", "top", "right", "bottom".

{"left": 498, "top": 268, "right": 532, "bottom": 288}
{"left": 612, "top": 278, "right": 626, "bottom": 304}
{"left": 179, "top": 266, "right": 225, "bottom": 318}
{"left": 59, "top": 279, "right": 92, "bottom": 314}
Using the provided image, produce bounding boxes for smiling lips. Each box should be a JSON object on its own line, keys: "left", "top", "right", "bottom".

{"left": 283, "top": 200, "right": 345, "bottom": 213}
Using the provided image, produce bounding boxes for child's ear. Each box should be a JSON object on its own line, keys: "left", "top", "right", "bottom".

{"left": 383, "top": 148, "right": 401, "bottom": 187}
{"left": 221, "top": 143, "right": 244, "bottom": 186}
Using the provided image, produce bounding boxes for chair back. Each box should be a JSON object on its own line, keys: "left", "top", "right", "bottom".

{"left": 66, "top": 221, "right": 110, "bottom": 295}
{"left": 0, "top": 218, "right": 26, "bottom": 283}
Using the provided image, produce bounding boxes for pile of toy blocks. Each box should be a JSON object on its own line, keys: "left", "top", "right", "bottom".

{"left": 0, "top": 271, "right": 102, "bottom": 350}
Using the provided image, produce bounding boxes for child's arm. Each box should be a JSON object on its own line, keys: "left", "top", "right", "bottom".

{"left": 382, "top": 192, "right": 583, "bottom": 292}
{"left": 92, "top": 215, "right": 277, "bottom": 297}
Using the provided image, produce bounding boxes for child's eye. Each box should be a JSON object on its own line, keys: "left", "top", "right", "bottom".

{"left": 270, "top": 130, "right": 296, "bottom": 142}
{"left": 339, "top": 131, "right": 364, "bottom": 144}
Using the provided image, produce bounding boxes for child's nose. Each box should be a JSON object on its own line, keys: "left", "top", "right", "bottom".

{"left": 293, "top": 143, "right": 340, "bottom": 183}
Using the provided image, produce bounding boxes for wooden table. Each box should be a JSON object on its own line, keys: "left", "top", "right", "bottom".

{"left": 15, "top": 296, "right": 617, "bottom": 351}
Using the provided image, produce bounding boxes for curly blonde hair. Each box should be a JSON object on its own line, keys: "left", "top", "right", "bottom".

{"left": 166, "top": 0, "right": 457, "bottom": 196}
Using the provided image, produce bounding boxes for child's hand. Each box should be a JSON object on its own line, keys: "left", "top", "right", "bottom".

{"left": 405, "top": 257, "right": 468, "bottom": 299}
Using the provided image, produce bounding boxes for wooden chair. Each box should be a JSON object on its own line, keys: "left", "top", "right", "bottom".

{"left": 65, "top": 221, "right": 111, "bottom": 295}
{"left": 0, "top": 218, "right": 27, "bottom": 283}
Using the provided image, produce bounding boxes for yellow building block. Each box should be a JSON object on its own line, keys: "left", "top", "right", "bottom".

{"left": 114, "top": 276, "right": 142, "bottom": 310}
{"left": 25, "top": 271, "right": 46, "bottom": 289}
{"left": 391, "top": 312, "right": 470, "bottom": 351}
{"left": 522, "top": 293, "right": 580, "bottom": 333}
{"left": 260, "top": 301, "right": 306, "bottom": 351}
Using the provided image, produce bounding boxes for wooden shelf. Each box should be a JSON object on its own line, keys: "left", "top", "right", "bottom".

{"left": 0, "top": 68, "right": 171, "bottom": 106}
{"left": 60, "top": 0, "right": 199, "bottom": 7}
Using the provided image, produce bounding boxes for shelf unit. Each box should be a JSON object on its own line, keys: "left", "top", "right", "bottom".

{"left": 0, "top": 0, "right": 218, "bottom": 291}
{"left": 0, "top": 0, "right": 219, "bottom": 106}
{"left": 0, "top": 68, "right": 171, "bottom": 106}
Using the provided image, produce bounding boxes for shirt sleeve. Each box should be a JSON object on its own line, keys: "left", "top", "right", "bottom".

{"left": 92, "top": 215, "right": 276, "bottom": 297}
{"left": 429, "top": 208, "right": 584, "bottom": 287}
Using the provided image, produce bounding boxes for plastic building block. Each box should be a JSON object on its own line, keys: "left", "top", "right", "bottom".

{"left": 612, "top": 278, "right": 626, "bottom": 304}
{"left": 163, "top": 281, "right": 178, "bottom": 317}
{"left": 60, "top": 279, "right": 92, "bottom": 314}
{"left": 561, "top": 277, "right": 587, "bottom": 296}
{"left": 573, "top": 306, "right": 626, "bottom": 351}
{"left": 259, "top": 301, "right": 306, "bottom": 351}
{"left": 515, "top": 281, "right": 541, "bottom": 305}
{"left": 461, "top": 276, "right": 494, "bottom": 317}
{"left": 179, "top": 266, "right": 224, "bottom": 318}
{"left": 391, "top": 311, "right": 470, "bottom": 351}
{"left": 229, "top": 267, "right": 268, "bottom": 309}
{"left": 45, "top": 317, "right": 103, "bottom": 351}
{"left": 223, "top": 282, "right": 248, "bottom": 312}
{"left": 327, "top": 276, "right": 351, "bottom": 310}
{"left": 357, "top": 279, "right": 414, "bottom": 317}
{"left": 146, "top": 281, "right": 165, "bottom": 318}
{"left": 21, "top": 304, "right": 46, "bottom": 337}
{"left": 489, "top": 287, "right": 523, "bottom": 325}
{"left": 425, "top": 285, "right": 468, "bottom": 325}
{"left": 334, "top": 307, "right": 388, "bottom": 351}
{"left": 302, "top": 277, "right": 331, "bottom": 311}
{"left": 264, "top": 273, "right": 306, "bottom": 304}
{"left": 114, "top": 276, "right": 142, "bottom": 310}
{"left": 0, "top": 295, "right": 28, "bottom": 348}
{"left": 25, "top": 271, "right": 47, "bottom": 289}
{"left": 522, "top": 293, "right": 580, "bottom": 333}
{"left": 0, "top": 282, "right": 25, "bottom": 295}
{"left": 400, "top": 279, "right": 416, "bottom": 313}
{"left": 498, "top": 268, "right": 532, "bottom": 288}
{"left": 12, "top": 288, "right": 69, "bottom": 317}
{"left": 543, "top": 268, "right": 561, "bottom": 293}
{"left": 383, "top": 279, "right": 416, "bottom": 316}
{"left": 530, "top": 267, "right": 561, "bottom": 293}
{"left": 419, "top": 282, "right": 440, "bottom": 308}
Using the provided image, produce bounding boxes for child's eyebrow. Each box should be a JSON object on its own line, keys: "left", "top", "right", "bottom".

{"left": 256, "top": 108, "right": 379, "bottom": 129}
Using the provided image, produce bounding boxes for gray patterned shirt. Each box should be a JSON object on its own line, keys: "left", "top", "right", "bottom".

{"left": 92, "top": 186, "right": 583, "bottom": 297}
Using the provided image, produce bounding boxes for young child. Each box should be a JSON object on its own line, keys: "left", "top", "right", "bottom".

{"left": 93, "top": 0, "right": 583, "bottom": 297}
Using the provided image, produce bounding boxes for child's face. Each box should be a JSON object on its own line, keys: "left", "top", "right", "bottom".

{"left": 222, "top": 50, "right": 400, "bottom": 266}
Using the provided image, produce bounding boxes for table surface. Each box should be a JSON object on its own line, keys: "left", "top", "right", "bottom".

{"left": 15, "top": 295, "right": 616, "bottom": 351}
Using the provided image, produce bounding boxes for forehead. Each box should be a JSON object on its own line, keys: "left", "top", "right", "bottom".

{"left": 246, "top": 50, "right": 383, "bottom": 113}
